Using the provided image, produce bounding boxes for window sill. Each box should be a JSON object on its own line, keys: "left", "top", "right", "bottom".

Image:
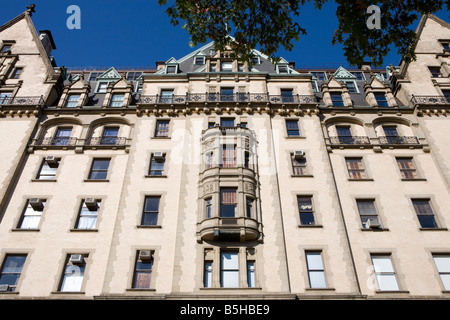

{"left": 200, "top": 287, "right": 262, "bottom": 290}
{"left": 69, "top": 228, "right": 98, "bottom": 232}
{"left": 83, "top": 179, "right": 110, "bottom": 182}
{"left": 51, "top": 291, "right": 85, "bottom": 295}
{"left": 31, "top": 179, "right": 57, "bottom": 182}
{"left": 361, "top": 227, "right": 389, "bottom": 232}
{"left": 374, "top": 290, "right": 409, "bottom": 294}
{"left": 11, "top": 228, "right": 40, "bottom": 232}
{"left": 126, "top": 288, "right": 156, "bottom": 292}
{"left": 137, "top": 225, "right": 162, "bottom": 229}
{"left": 144, "top": 175, "right": 167, "bottom": 178}
{"left": 401, "top": 178, "right": 427, "bottom": 181}
{"left": 305, "top": 287, "right": 336, "bottom": 291}
{"left": 419, "top": 227, "right": 448, "bottom": 231}
{"left": 285, "top": 136, "right": 306, "bottom": 139}
{"left": 291, "top": 174, "right": 313, "bottom": 178}
{"left": 348, "top": 178, "right": 374, "bottom": 181}
{"left": 298, "top": 224, "right": 323, "bottom": 228}
{"left": 151, "top": 137, "right": 171, "bottom": 139}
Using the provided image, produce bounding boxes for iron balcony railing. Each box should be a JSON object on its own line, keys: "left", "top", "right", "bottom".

{"left": 0, "top": 96, "right": 44, "bottom": 106}
{"left": 38, "top": 137, "right": 78, "bottom": 146}
{"left": 85, "top": 137, "right": 128, "bottom": 146}
{"left": 329, "top": 136, "right": 371, "bottom": 145}
{"left": 411, "top": 95, "right": 449, "bottom": 105}
{"left": 138, "top": 93, "right": 317, "bottom": 105}
{"left": 378, "top": 136, "right": 420, "bottom": 145}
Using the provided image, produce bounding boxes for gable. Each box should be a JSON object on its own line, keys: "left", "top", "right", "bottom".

{"left": 334, "top": 66, "right": 356, "bottom": 80}
{"left": 97, "top": 67, "right": 122, "bottom": 80}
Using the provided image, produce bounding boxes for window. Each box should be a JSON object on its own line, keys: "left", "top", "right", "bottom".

{"left": 0, "top": 255, "right": 26, "bottom": 292}
{"left": 204, "top": 261, "right": 213, "bottom": 288}
{"left": 221, "top": 145, "right": 236, "bottom": 168}
{"left": 18, "top": 199, "right": 45, "bottom": 229}
{"left": 221, "top": 251, "right": 239, "bottom": 288}
{"left": 277, "top": 65, "right": 288, "bottom": 74}
{"left": 429, "top": 66, "right": 443, "bottom": 78}
{"left": 132, "top": 251, "right": 154, "bottom": 289}
{"left": 443, "top": 90, "right": 450, "bottom": 103}
{"left": 330, "top": 92, "right": 345, "bottom": 106}
{"left": 345, "top": 81, "right": 357, "bottom": 93}
{"left": 286, "top": 120, "right": 300, "bottom": 137}
{"left": 374, "top": 92, "right": 389, "bottom": 107}
{"left": 220, "top": 88, "right": 234, "bottom": 101}
{"left": 89, "top": 72, "right": 100, "bottom": 81}
{"left": 221, "top": 62, "right": 232, "bottom": 72}
{"left": 336, "top": 126, "right": 352, "bottom": 144}
{"left": 141, "top": 196, "right": 160, "bottom": 226}
{"left": 37, "top": 157, "right": 60, "bottom": 180}
{"left": 297, "top": 196, "right": 315, "bottom": 225}
{"left": 353, "top": 71, "right": 365, "bottom": 80}
{"left": 433, "top": 255, "right": 450, "bottom": 290}
{"left": 110, "top": 94, "right": 125, "bottom": 107}
{"left": 65, "top": 94, "right": 80, "bottom": 108}
{"left": 88, "top": 158, "right": 110, "bottom": 180}
{"left": 52, "top": 127, "right": 72, "bottom": 146}
{"left": 11, "top": 68, "right": 23, "bottom": 79}
{"left": 0, "top": 92, "right": 11, "bottom": 104}
{"left": 205, "top": 198, "right": 212, "bottom": 218}
{"left": 220, "top": 188, "right": 237, "bottom": 217}
{"left": 441, "top": 42, "right": 450, "bottom": 51}
{"left": 149, "top": 153, "right": 165, "bottom": 176}
{"left": 346, "top": 158, "right": 367, "bottom": 179}
{"left": 291, "top": 153, "right": 307, "bottom": 176}
{"left": 371, "top": 255, "right": 399, "bottom": 291}
{"left": 246, "top": 198, "right": 254, "bottom": 218}
{"left": 305, "top": 252, "right": 326, "bottom": 288}
{"left": 126, "top": 71, "right": 142, "bottom": 81}
{"left": 412, "top": 199, "right": 438, "bottom": 228}
{"left": 166, "top": 65, "right": 177, "bottom": 74}
{"left": 205, "top": 151, "right": 214, "bottom": 169}
{"left": 97, "top": 82, "right": 108, "bottom": 93}
{"left": 281, "top": 89, "right": 294, "bottom": 102}
{"left": 1, "top": 44, "right": 11, "bottom": 52}
{"left": 238, "top": 64, "right": 244, "bottom": 72}
{"left": 155, "top": 120, "right": 170, "bottom": 137}
{"left": 210, "top": 64, "right": 217, "bottom": 72}
{"left": 160, "top": 89, "right": 173, "bottom": 103}
{"left": 247, "top": 261, "right": 256, "bottom": 288}
{"left": 311, "top": 71, "right": 326, "bottom": 81}
{"left": 101, "top": 127, "right": 119, "bottom": 145}
{"left": 251, "top": 57, "right": 260, "bottom": 65}
{"left": 220, "top": 117, "right": 235, "bottom": 128}
{"left": 396, "top": 158, "right": 419, "bottom": 179}
{"left": 75, "top": 199, "right": 100, "bottom": 230}
{"left": 383, "top": 126, "right": 398, "bottom": 137}
{"left": 59, "top": 254, "right": 87, "bottom": 292}
{"left": 356, "top": 199, "right": 380, "bottom": 229}
{"left": 136, "top": 81, "right": 143, "bottom": 93}
{"left": 195, "top": 57, "right": 205, "bottom": 65}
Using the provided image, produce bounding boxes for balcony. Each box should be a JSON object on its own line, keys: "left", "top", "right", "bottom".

{"left": 85, "top": 137, "right": 128, "bottom": 147}
{"left": 411, "top": 95, "right": 449, "bottom": 106}
{"left": 329, "top": 136, "right": 371, "bottom": 145}
{"left": 0, "top": 96, "right": 44, "bottom": 107}
{"left": 197, "top": 217, "right": 260, "bottom": 242}
{"left": 38, "top": 137, "right": 78, "bottom": 147}
{"left": 138, "top": 93, "right": 316, "bottom": 105}
{"left": 378, "top": 136, "right": 419, "bottom": 145}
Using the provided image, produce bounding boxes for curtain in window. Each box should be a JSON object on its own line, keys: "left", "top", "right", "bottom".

{"left": 60, "top": 264, "right": 85, "bottom": 292}
{"left": 77, "top": 204, "right": 98, "bottom": 229}
{"left": 221, "top": 252, "right": 239, "bottom": 288}
{"left": 221, "top": 146, "right": 236, "bottom": 167}
{"left": 20, "top": 204, "right": 42, "bottom": 229}
{"left": 221, "top": 189, "right": 237, "bottom": 204}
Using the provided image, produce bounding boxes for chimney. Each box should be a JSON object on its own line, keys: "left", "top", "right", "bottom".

{"left": 39, "top": 30, "right": 56, "bottom": 57}
{"left": 359, "top": 61, "right": 371, "bottom": 71}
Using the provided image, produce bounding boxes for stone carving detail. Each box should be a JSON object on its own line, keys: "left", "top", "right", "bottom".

{"left": 203, "top": 138, "right": 215, "bottom": 151}
{"left": 244, "top": 182, "right": 255, "bottom": 194}
{"left": 203, "top": 183, "right": 214, "bottom": 195}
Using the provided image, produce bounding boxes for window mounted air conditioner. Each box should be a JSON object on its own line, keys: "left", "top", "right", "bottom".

{"left": 294, "top": 150, "right": 305, "bottom": 160}
{"left": 45, "top": 156, "right": 58, "bottom": 165}
{"left": 366, "top": 218, "right": 380, "bottom": 229}
{"left": 0, "top": 284, "right": 10, "bottom": 292}
{"left": 29, "top": 198, "right": 43, "bottom": 210}
{"left": 153, "top": 152, "right": 164, "bottom": 161}
{"left": 139, "top": 250, "right": 153, "bottom": 261}
{"left": 70, "top": 254, "right": 84, "bottom": 265}
{"left": 84, "top": 198, "right": 98, "bottom": 210}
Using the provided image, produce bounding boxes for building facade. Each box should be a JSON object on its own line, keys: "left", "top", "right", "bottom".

{"left": 1, "top": 7, "right": 450, "bottom": 300}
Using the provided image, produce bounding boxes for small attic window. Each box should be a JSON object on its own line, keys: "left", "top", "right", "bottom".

{"left": 252, "top": 57, "right": 260, "bottom": 65}
{"left": 195, "top": 56, "right": 205, "bottom": 65}
{"left": 1, "top": 44, "right": 12, "bottom": 53}
{"left": 277, "top": 65, "right": 289, "bottom": 74}
{"left": 166, "top": 65, "right": 177, "bottom": 74}
{"left": 441, "top": 41, "right": 450, "bottom": 52}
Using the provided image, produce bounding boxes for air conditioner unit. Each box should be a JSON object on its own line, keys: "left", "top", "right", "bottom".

{"left": 29, "top": 198, "right": 43, "bottom": 210}
{"left": 153, "top": 152, "right": 164, "bottom": 161}
{"left": 139, "top": 250, "right": 153, "bottom": 261}
{"left": 366, "top": 218, "right": 380, "bottom": 229}
{"left": 70, "top": 254, "right": 84, "bottom": 265}
{"left": 294, "top": 150, "right": 305, "bottom": 160}
{"left": 45, "top": 156, "right": 58, "bottom": 165}
{"left": 84, "top": 198, "right": 98, "bottom": 210}
{"left": 0, "top": 284, "right": 10, "bottom": 292}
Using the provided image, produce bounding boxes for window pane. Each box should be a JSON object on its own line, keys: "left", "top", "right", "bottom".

{"left": 247, "top": 262, "right": 255, "bottom": 288}
{"left": 60, "top": 264, "right": 85, "bottom": 292}
{"left": 376, "top": 274, "right": 399, "bottom": 291}
{"left": 144, "top": 197, "right": 160, "bottom": 212}
{"left": 306, "top": 252, "right": 324, "bottom": 270}
{"left": 204, "top": 262, "right": 212, "bottom": 288}
{"left": 0, "top": 255, "right": 26, "bottom": 291}
{"left": 434, "top": 256, "right": 450, "bottom": 272}
{"left": 309, "top": 271, "right": 327, "bottom": 288}
{"left": 221, "top": 252, "right": 239, "bottom": 288}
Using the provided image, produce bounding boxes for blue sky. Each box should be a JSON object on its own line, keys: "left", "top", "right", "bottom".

{"left": 0, "top": 1, "right": 448, "bottom": 70}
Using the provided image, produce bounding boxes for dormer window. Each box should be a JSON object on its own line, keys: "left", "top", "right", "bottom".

{"left": 277, "top": 65, "right": 289, "bottom": 74}
{"left": 97, "top": 82, "right": 108, "bottom": 93}
{"left": 221, "top": 62, "right": 232, "bottom": 72}
{"left": 110, "top": 94, "right": 125, "bottom": 107}
{"left": 166, "top": 65, "right": 177, "bottom": 74}
{"left": 330, "top": 92, "right": 345, "bottom": 106}
{"left": 1, "top": 44, "right": 12, "bottom": 53}
{"left": 311, "top": 72, "right": 327, "bottom": 81}
{"left": 345, "top": 81, "right": 358, "bottom": 93}
{"left": 195, "top": 56, "right": 205, "bottom": 65}
{"left": 65, "top": 94, "right": 80, "bottom": 108}
{"left": 374, "top": 92, "right": 389, "bottom": 107}
{"left": 429, "top": 66, "right": 443, "bottom": 78}
{"left": 252, "top": 57, "right": 260, "bottom": 65}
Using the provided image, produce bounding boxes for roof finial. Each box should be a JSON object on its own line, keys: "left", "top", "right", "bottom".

{"left": 26, "top": 4, "right": 36, "bottom": 16}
